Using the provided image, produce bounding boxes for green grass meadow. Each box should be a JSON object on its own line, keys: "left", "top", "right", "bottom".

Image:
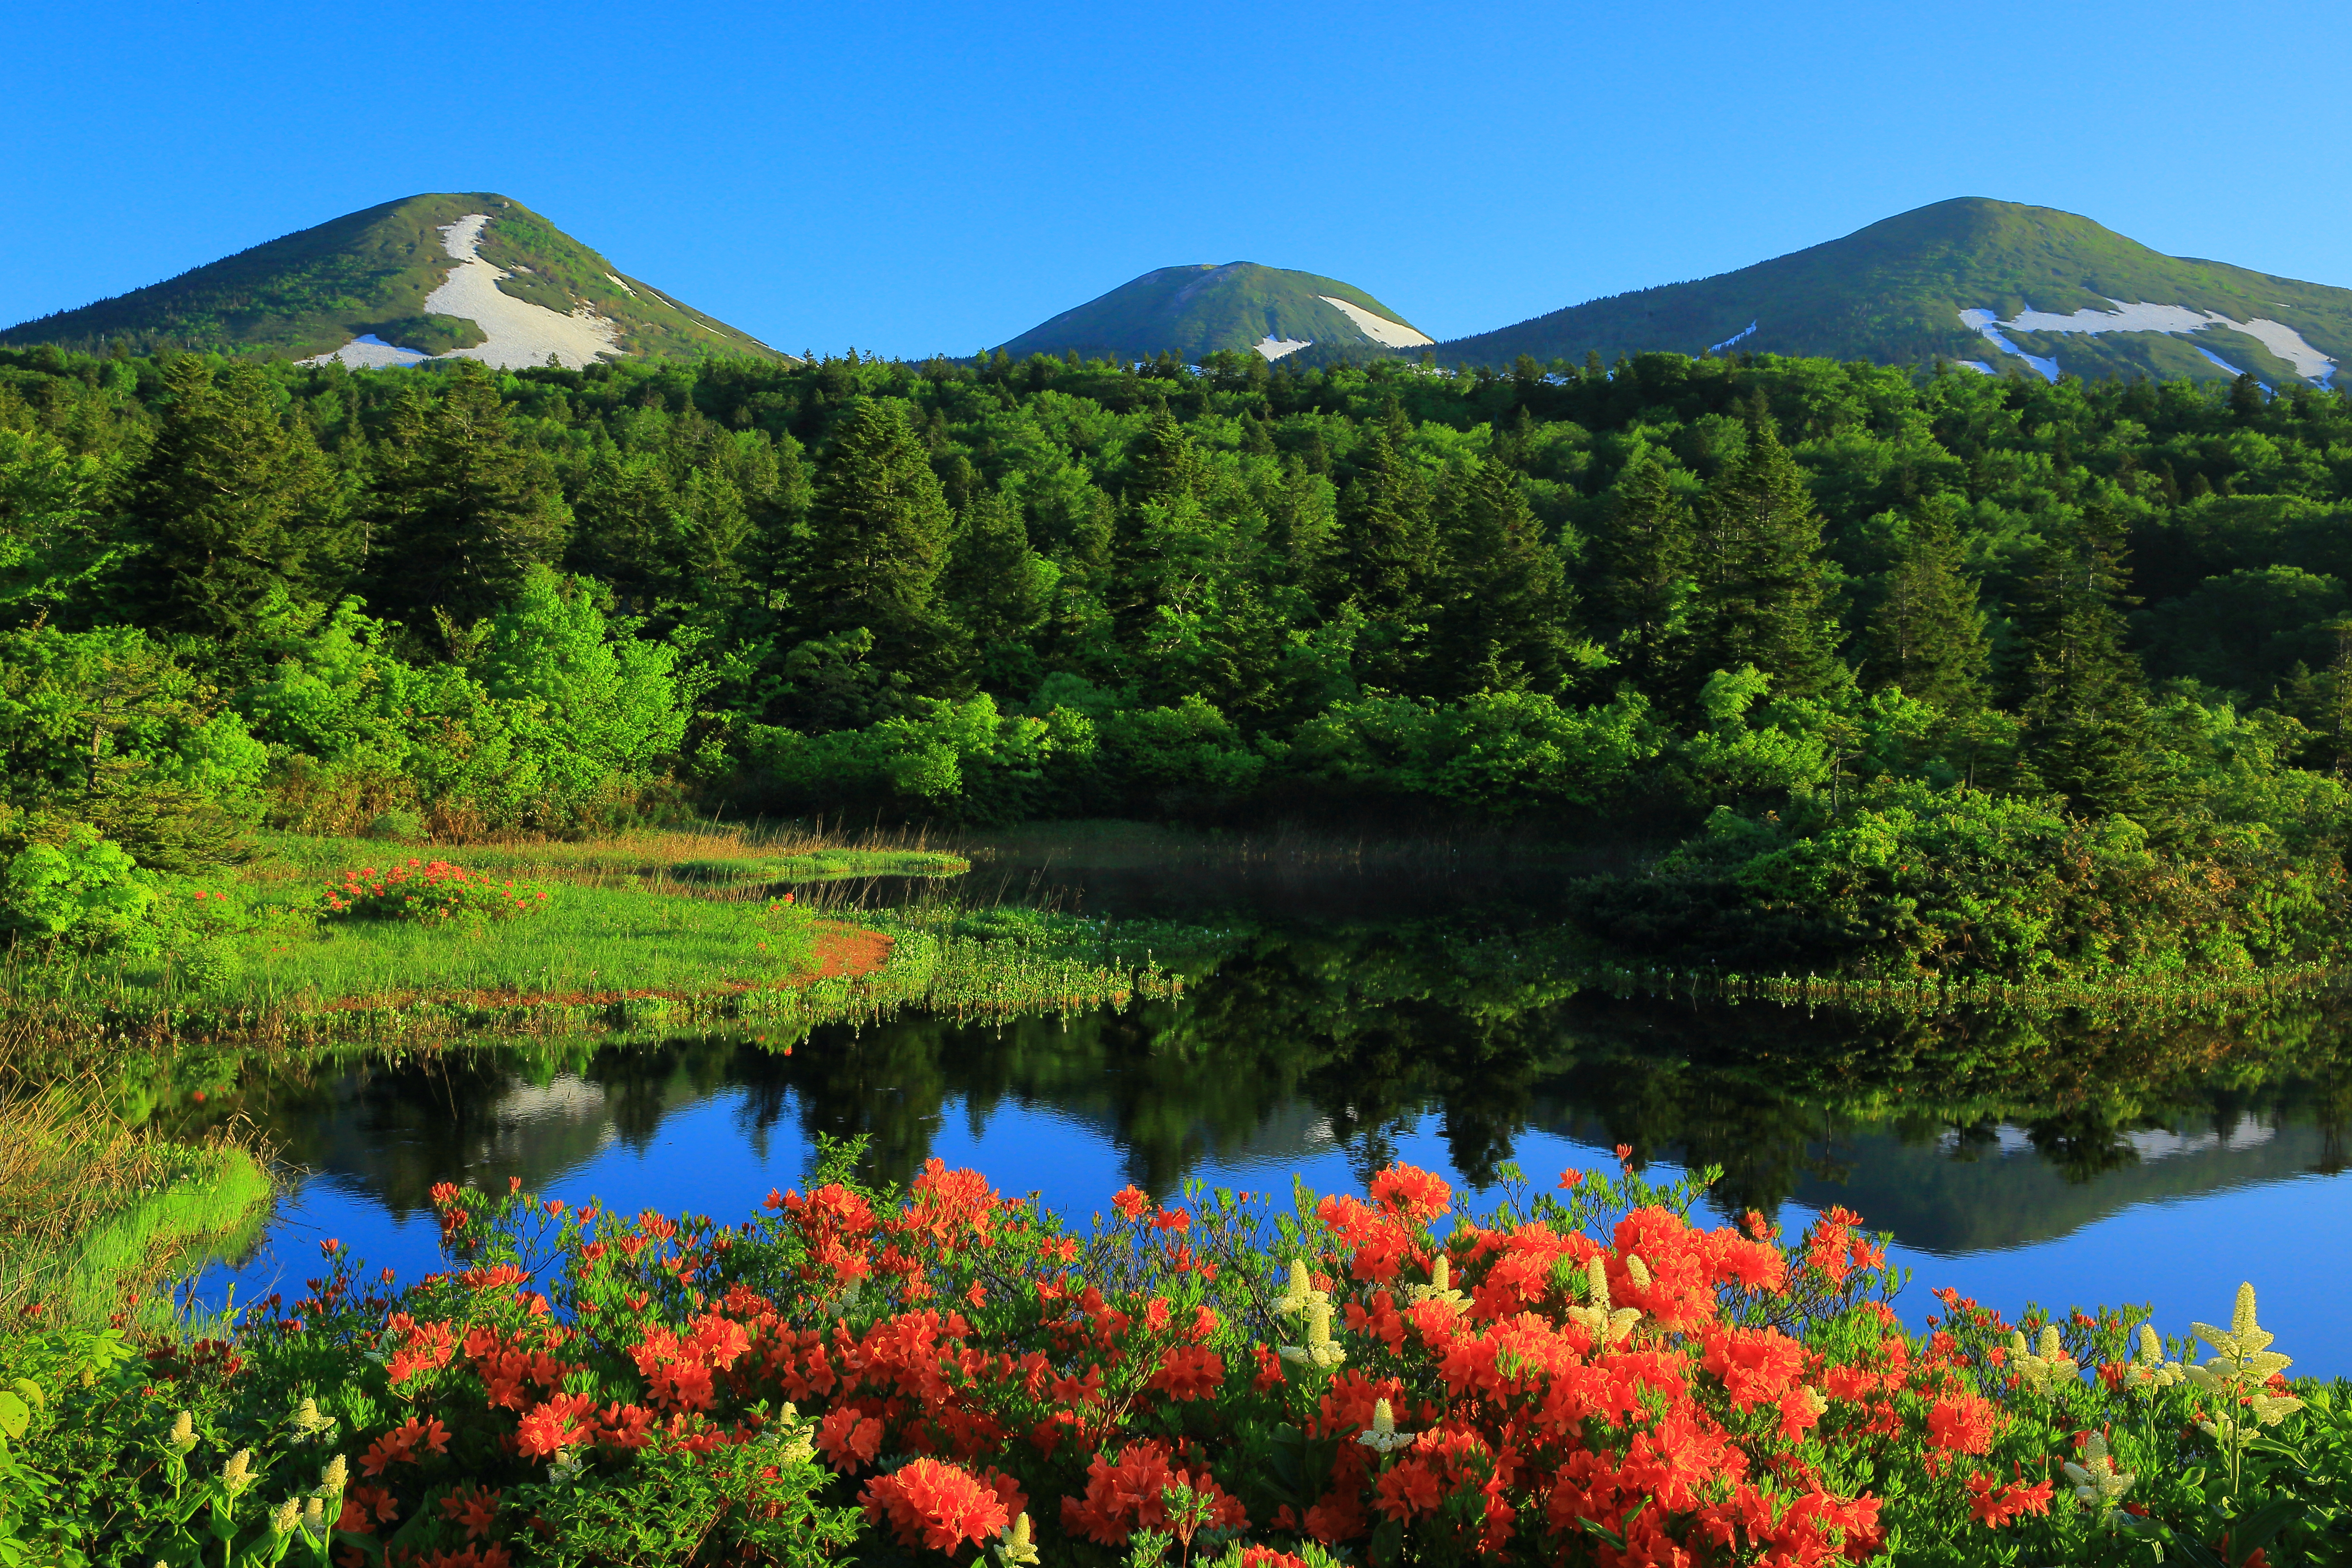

{"left": 14, "top": 831, "right": 972, "bottom": 1014}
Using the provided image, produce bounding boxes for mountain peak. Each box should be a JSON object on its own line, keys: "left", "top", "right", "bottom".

{"left": 998, "top": 261, "right": 1430, "bottom": 363}
{"left": 2, "top": 193, "right": 786, "bottom": 365}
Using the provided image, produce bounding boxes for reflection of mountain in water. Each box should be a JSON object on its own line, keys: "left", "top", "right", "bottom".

{"left": 267, "top": 1055, "right": 736, "bottom": 1217}
{"left": 1791, "top": 1116, "right": 2330, "bottom": 1256}
{"left": 200, "top": 922, "right": 2352, "bottom": 1262}
{"left": 1525, "top": 1098, "right": 2333, "bottom": 1254}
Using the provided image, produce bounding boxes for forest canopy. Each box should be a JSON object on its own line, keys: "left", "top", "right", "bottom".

{"left": 7, "top": 339, "right": 2352, "bottom": 980}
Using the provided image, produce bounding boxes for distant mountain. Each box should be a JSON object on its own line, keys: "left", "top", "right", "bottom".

{"left": 1438, "top": 198, "right": 2347, "bottom": 388}
{"left": 997, "top": 262, "right": 1433, "bottom": 363}
{"left": 1, "top": 193, "right": 786, "bottom": 367}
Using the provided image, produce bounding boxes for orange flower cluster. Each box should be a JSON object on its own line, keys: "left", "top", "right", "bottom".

{"left": 321, "top": 858, "right": 550, "bottom": 923}
{"left": 862, "top": 1457, "right": 1018, "bottom": 1552}
{"left": 252, "top": 1152, "right": 2070, "bottom": 1567}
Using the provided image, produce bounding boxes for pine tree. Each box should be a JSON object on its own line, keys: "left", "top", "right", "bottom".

{"left": 1863, "top": 499, "right": 1990, "bottom": 709}
{"left": 2007, "top": 506, "right": 2165, "bottom": 818}
{"left": 1586, "top": 450, "right": 1696, "bottom": 698}
{"left": 1429, "top": 459, "right": 1576, "bottom": 696}
{"left": 368, "top": 361, "right": 568, "bottom": 624}
{"left": 129, "top": 357, "right": 354, "bottom": 639}
{"left": 802, "top": 398, "right": 961, "bottom": 685}
{"left": 1689, "top": 418, "right": 1842, "bottom": 698}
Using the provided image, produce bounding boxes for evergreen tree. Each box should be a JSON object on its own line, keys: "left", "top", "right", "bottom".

{"left": 567, "top": 448, "right": 679, "bottom": 606}
{"left": 1429, "top": 459, "right": 1577, "bottom": 696}
{"left": 1330, "top": 429, "right": 1439, "bottom": 691}
{"left": 128, "top": 357, "right": 354, "bottom": 639}
{"left": 368, "top": 361, "right": 568, "bottom": 624}
{"left": 802, "top": 398, "right": 961, "bottom": 686}
{"left": 1586, "top": 450, "right": 1696, "bottom": 697}
{"left": 1862, "top": 499, "right": 1990, "bottom": 709}
{"left": 944, "top": 486, "right": 1055, "bottom": 693}
{"left": 2007, "top": 506, "right": 2165, "bottom": 818}
{"left": 1689, "top": 418, "right": 1842, "bottom": 699}
{"left": 1125, "top": 408, "right": 1201, "bottom": 500}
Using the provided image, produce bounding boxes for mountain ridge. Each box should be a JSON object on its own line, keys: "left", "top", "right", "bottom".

{"left": 1431, "top": 198, "right": 2349, "bottom": 387}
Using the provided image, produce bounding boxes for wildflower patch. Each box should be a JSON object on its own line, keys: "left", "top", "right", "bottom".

{"left": 322, "top": 860, "right": 551, "bottom": 924}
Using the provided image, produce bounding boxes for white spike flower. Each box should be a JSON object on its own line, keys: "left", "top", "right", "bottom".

{"left": 1404, "top": 1254, "right": 1466, "bottom": 1314}
{"left": 1565, "top": 1255, "right": 1639, "bottom": 1347}
{"left": 995, "top": 1511, "right": 1040, "bottom": 1567}
{"left": 1278, "top": 1298, "right": 1346, "bottom": 1370}
{"left": 222, "top": 1450, "right": 254, "bottom": 1496}
{"left": 168, "top": 1410, "right": 196, "bottom": 1453}
{"left": 2010, "top": 1326, "right": 2078, "bottom": 1394}
{"left": 270, "top": 1499, "right": 301, "bottom": 1536}
{"left": 2061, "top": 1432, "right": 2136, "bottom": 1528}
{"left": 1273, "top": 1258, "right": 1328, "bottom": 1319}
{"left": 1356, "top": 1396, "right": 1418, "bottom": 1454}
{"left": 319, "top": 1454, "right": 347, "bottom": 1494}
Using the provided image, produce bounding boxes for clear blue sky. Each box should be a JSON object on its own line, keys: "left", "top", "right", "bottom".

{"left": 6, "top": 0, "right": 2349, "bottom": 359}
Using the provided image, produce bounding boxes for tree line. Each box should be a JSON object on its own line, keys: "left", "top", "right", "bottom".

{"left": 7, "top": 339, "right": 2352, "bottom": 976}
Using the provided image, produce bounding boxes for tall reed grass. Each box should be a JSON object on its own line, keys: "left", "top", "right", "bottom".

{"left": 0, "top": 1073, "right": 274, "bottom": 1326}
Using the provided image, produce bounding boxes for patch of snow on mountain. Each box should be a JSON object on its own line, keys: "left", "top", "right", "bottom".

{"left": 300, "top": 215, "right": 625, "bottom": 372}
{"left": 1954, "top": 359, "right": 1996, "bottom": 376}
{"left": 2218, "top": 316, "right": 2335, "bottom": 386}
{"left": 604, "top": 273, "right": 638, "bottom": 298}
{"left": 1709, "top": 320, "right": 1758, "bottom": 353}
{"left": 1318, "top": 296, "right": 1433, "bottom": 348}
{"left": 428, "top": 215, "right": 623, "bottom": 369}
{"left": 1961, "top": 299, "right": 2335, "bottom": 386}
{"left": 1253, "top": 334, "right": 1312, "bottom": 362}
{"left": 1959, "top": 308, "right": 2058, "bottom": 383}
{"left": 2192, "top": 348, "right": 2267, "bottom": 390}
{"left": 304, "top": 334, "right": 432, "bottom": 370}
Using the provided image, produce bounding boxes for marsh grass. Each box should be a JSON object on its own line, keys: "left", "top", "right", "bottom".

{"left": 0, "top": 1074, "right": 274, "bottom": 1326}
{"left": 1577, "top": 958, "right": 2342, "bottom": 1016}
{"left": 4, "top": 824, "right": 981, "bottom": 1025}
{"left": 251, "top": 822, "right": 969, "bottom": 889}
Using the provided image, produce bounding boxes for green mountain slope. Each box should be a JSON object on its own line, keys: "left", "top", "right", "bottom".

{"left": 1, "top": 193, "right": 786, "bottom": 365}
{"left": 997, "top": 262, "right": 1433, "bottom": 363}
{"left": 1439, "top": 198, "right": 2350, "bottom": 387}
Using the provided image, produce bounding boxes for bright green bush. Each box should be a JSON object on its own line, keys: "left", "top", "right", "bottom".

{"left": 0, "top": 824, "right": 158, "bottom": 949}
{"left": 1288, "top": 687, "right": 1659, "bottom": 811}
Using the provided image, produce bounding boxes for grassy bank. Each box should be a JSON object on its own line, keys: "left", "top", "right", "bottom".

{"left": 1, "top": 828, "right": 971, "bottom": 1029}
{"left": 0, "top": 1080, "right": 273, "bottom": 1327}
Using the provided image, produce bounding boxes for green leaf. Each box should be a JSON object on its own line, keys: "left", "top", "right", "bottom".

{"left": 0, "top": 1391, "right": 28, "bottom": 1441}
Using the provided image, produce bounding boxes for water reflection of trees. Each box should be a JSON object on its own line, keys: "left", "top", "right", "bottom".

{"left": 208, "top": 925, "right": 2352, "bottom": 1239}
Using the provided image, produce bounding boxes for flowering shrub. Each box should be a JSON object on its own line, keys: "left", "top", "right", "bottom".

{"left": 322, "top": 859, "right": 550, "bottom": 924}
{"left": 4, "top": 1148, "right": 2345, "bottom": 1567}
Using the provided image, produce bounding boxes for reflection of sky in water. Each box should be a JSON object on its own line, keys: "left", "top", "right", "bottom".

{"left": 193, "top": 1086, "right": 2352, "bottom": 1379}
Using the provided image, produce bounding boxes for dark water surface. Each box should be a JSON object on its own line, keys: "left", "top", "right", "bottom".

{"left": 185, "top": 834, "right": 2352, "bottom": 1375}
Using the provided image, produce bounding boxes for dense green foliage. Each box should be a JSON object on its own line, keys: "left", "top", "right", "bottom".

{"left": 0, "top": 194, "right": 782, "bottom": 363}
{"left": 1436, "top": 198, "right": 2352, "bottom": 385}
{"left": 8, "top": 339, "right": 2352, "bottom": 979}
{"left": 996, "top": 261, "right": 1428, "bottom": 363}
